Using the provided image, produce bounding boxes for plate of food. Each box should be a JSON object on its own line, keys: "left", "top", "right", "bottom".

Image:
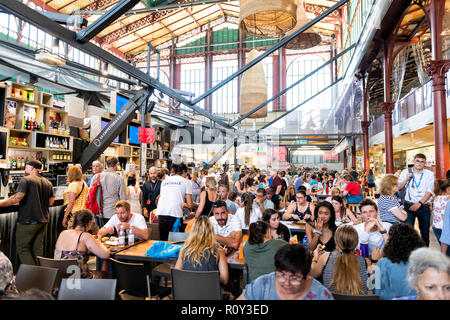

{"left": 103, "top": 236, "right": 119, "bottom": 246}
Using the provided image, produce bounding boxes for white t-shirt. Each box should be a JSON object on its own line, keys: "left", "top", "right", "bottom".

{"left": 156, "top": 175, "right": 192, "bottom": 218}
{"left": 352, "top": 221, "right": 392, "bottom": 255}
{"left": 209, "top": 213, "right": 242, "bottom": 237}
{"left": 235, "top": 207, "right": 262, "bottom": 230}
{"left": 103, "top": 213, "right": 148, "bottom": 240}
{"left": 398, "top": 168, "right": 434, "bottom": 203}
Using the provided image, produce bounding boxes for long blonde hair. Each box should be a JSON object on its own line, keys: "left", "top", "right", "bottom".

{"left": 329, "top": 225, "right": 363, "bottom": 295}
{"left": 181, "top": 216, "right": 217, "bottom": 267}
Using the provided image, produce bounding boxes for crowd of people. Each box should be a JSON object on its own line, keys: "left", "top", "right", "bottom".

{"left": 0, "top": 152, "right": 449, "bottom": 300}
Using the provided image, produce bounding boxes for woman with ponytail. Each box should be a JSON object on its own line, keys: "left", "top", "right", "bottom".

{"left": 310, "top": 225, "right": 369, "bottom": 295}
{"left": 235, "top": 192, "right": 262, "bottom": 230}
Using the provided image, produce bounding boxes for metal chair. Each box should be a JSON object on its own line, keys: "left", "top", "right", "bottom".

{"left": 171, "top": 268, "right": 222, "bottom": 300}
{"left": 15, "top": 264, "right": 59, "bottom": 294}
{"left": 57, "top": 279, "right": 117, "bottom": 300}
{"left": 152, "top": 232, "right": 189, "bottom": 287}
{"left": 332, "top": 293, "right": 380, "bottom": 300}
{"left": 36, "top": 256, "right": 78, "bottom": 290}
{"left": 110, "top": 258, "right": 151, "bottom": 300}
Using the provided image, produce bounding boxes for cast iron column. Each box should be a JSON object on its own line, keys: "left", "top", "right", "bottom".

{"left": 361, "top": 75, "right": 371, "bottom": 174}
{"left": 382, "top": 41, "right": 395, "bottom": 174}
{"left": 427, "top": 0, "right": 450, "bottom": 179}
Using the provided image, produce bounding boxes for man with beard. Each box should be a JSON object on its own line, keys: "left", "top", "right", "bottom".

{"left": 142, "top": 167, "right": 161, "bottom": 219}
{"left": 0, "top": 160, "right": 54, "bottom": 265}
{"left": 209, "top": 200, "right": 242, "bottom": 250}
{"left": 98, "top": 200, "right": 149, "bottom": 240}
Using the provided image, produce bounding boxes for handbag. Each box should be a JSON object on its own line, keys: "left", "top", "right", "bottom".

{"left": 397, "top": 168, "right": 413, "bottom": 206}
{"left": 58, "top": 182, "right": 85, "bottom": 231}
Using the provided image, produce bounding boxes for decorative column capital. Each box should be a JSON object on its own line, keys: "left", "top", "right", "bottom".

{"left": 426, "top": 59, "right": 450, "bottom": 77}
{"left": 381, "top": 102, "right": 395, "bottom": 117}
{"left": 361, "top": 120, "right": 371, "bottom": 131}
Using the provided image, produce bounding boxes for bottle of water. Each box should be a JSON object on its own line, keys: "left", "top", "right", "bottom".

{"left": 118, "top": 226, "right": 126, "bottom": 247}
{"left": 302, "top": 235, "right": 309, "bottom": 252}
{"left": 127, "top": 228, "right": 135, "bottom": 246}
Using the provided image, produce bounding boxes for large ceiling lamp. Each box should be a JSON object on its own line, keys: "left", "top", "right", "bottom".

{"left": 240, "top": 49, "right": 268, "bottom": 118}
{"left": 239, "top": 0, "right": 297, "bottom": 37}
{"left": 284, "top": 0, "right": 322, "bottom": 50}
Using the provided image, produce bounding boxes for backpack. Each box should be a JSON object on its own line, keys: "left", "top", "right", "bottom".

{"left": 85, "top": 174, "right": 103, "bottom": 217}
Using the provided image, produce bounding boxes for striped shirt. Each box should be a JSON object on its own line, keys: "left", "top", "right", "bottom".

{"left": 378, "top": 195, "right": 402, "bottom": 224}
{"left": 63, "top": 181, "right": 88, "bottom": 213}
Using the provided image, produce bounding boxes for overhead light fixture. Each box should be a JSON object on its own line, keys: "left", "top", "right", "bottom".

{"left": 52, "top": 38, "right": 60, "bottom": 53}
{"left": 102, "top": 79, "right": 109, "bottom": 89}
{"left": 135, "top": 80, "right": 142, "bottom": 91}
{"left": 101, "top": 62, "right": 109, "bottom": 75}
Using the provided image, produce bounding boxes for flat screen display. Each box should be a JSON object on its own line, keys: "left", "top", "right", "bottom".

{"left": 115, "top": 93, "right": 129, "bottom": 114}
{"left": 101, "top": 120, "right": 119, "bottom": 143}
{"left": 128, "top": 124, "right": 140, "bottom": 145}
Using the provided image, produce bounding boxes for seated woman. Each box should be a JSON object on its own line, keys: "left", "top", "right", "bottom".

{"left": 305, "top": 201, "right": 337, "bottom": 253}
{"left": 310, "top": 225, "right": 369, "bottom": 295}
{"left": 330, "top": 196, "right": 359, "bottom": 226}
{"left": 174, "top": 216, "right": 228, "bottom": 285}
{"left": 54, "top": 209, "right": 110, "bottom": 278}
{"left": 378, "top": 174, "right": 408, "bottom": 224}
{"left": 235, "top": 193, "right": 262, "bottom": 230}
{"left": 282, "top": 190, "right": 314, "bottom": 222}
{"left": 374, "top": 223, "right": 425, "bottom": 299}
{"left": 283, "top": 186, "right": 296, "bottom": 208}
{"left": 325, "top": 187, "right": 341, "bottom": 202}
{"left": 243, "top": 221, "right": 287, "bottom": 282}
{"left": 237, "top": 243, "right": 333, "bottom": 300}
{"left": 195, "top": 177, "right": 218, "bottom": 218}
{"left": 342, "top": 174, "right": 363, "bottom": 204}
{"left": 394, "top": 247, "right": 450, "bottom": 300}
{"left": 262, "top": 209, "right": 291, "bottom": 242}
{"left": 0, "top": 250, "right": 19, "bottom": 299}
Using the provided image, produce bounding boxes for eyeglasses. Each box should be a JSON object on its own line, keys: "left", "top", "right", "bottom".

{"left": 415, "top": 159, "right": 426, "bottom": 164}
{"left": 276, "top": 271, "right": 303, "bottom": 285}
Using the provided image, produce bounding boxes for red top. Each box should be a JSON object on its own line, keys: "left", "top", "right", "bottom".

{"left": 270, "top": 175, "right": 285, "bottom": 196}
{"left": 345, "top": 182, "right": 361, "bottom": 195}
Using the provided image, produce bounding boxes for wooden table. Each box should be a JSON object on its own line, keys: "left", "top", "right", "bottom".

{"left": 113, "top": 240, "right": 249, "bottom": 285}
{"left": 281, "top": 221, "right": 306, "bottom": 237}
{"left": 95, "top": 239, "right": 145, "bottom": 271}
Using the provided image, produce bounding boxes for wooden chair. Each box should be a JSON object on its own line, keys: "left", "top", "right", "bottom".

{"left": 36, "top": 256, "right": 78, "bottom": 291}
{"left": 15, "top": 264, "right": 59, "bottom": 294}
{"left": 348, "top": 203, "right": 359, "bottom": 216}
{"left": 333, "top": 293, "right": 380, "bottom": 300}
{"left": 171, "top": 268, "right": 222, "bottom": 300}
{"left": 58, "top": 279, "right": 117, "bottom": 300}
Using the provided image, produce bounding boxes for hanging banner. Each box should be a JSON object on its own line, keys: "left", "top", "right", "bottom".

{"left": 138, "top": 127, "right": 155, "bottom": 144}
{"left": 273, "top": 146, "right": 287, "bottom": 162}
{"left": 323, "top": 151, "right": 339, "bottom": 161}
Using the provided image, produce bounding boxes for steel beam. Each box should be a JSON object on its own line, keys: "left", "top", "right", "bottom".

{"left": 257, "top": 78, "right": 343, "bottom": 132}
{"left": 76, "top": 0, "right": 141, "bottom": 43}
{"left": 80, "top": 90, "right": 151, "bottom": 171}
{"left": 0, "top": 0, "right": 233, "bottom": 130}
{"left": 230, "top": 44, "right": 355, "bottom": 126}
{"left": 190, "top": 0, "right": 349, "bottom": 106}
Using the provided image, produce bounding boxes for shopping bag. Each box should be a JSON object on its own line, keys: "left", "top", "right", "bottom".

{"left": 145, "top": 241, "right": 183, "bottom": 259}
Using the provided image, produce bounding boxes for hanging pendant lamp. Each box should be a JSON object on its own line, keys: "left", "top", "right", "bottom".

{"left": 284, "top": 0, "right": 322, "bottom": 50}
{"left": 240, "top": 49, "right": 268, "bottom": 119}
{"left": 239, "top": 0, "right": 297, "bottom": 37}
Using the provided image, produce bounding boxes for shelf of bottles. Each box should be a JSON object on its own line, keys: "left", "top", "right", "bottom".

{"left": 7, "top": 149, "right": 47, "bottom": 171}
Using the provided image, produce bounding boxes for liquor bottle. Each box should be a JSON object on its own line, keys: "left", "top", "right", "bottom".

{"left": 45, "top": 136, "right": 50, "bottom": 149}
{"left": 25, "top": 117, "right": 30, "bottom": 130}
{"left": 25, "top": 156, "right": 29, "bottom": 167}
{"left": 23, "top": 116, "right": 26, "bottom": 129}
{"left": 11, "top": 157, "right": 17, "bottom": 170}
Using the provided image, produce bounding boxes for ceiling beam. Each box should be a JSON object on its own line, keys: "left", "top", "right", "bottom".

{"left": 185, "top": 8, "right": 201, "bottom": 28}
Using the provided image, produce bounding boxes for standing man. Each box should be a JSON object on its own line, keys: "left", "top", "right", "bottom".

{"left": 269, "top": 170, "right": 286, "bottom": 197}
{"left": 0, "top": 160, "right": 54, "bottom": 265}
{"left": 232, "top": 167, "right": 241, "bottom": 184}
{"left": 156, "top": 163, "right": 193, "bottom": 240}
{"left": 397, "top": 153, "right": 434, "bottom": 246}
{"left": 350, "top": 167, "right": 359, "bottom": 182}
{"left": 86, "top": 160, "right": 103, "bottom": 186}
{"left": 89, "top": 156, "right": 127, "bottom": 227}
{"left": 142, "top": 166, "right": 161, "bottom": 220}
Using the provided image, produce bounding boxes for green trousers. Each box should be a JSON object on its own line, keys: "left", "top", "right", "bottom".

{"left": 15, "top": 223, "right": 48, "bottom": 265}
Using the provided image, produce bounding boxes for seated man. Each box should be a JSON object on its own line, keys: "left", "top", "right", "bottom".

{"left": 97, "top": 200, "right": 149, "bottom": 240}
{"left": 218, "top": 184, "right": 237, "bottom": 214}
{"left": 266, "top": 188, "right": 283, "bottom": 211}
{"left": 209, "top": 200, "right": 242, "bottom": 250}
{"left": 352, "top": 198, "right": 391, "bottom": 262}
{"left": 253, "top": 188, "right": 274, "bottom": 212}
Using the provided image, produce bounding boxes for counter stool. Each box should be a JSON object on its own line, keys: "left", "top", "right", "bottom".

{"left": 348, "top": 204, "right": 359, "bottom": 216}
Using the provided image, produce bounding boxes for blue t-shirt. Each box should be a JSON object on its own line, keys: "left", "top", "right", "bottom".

{"left": 242, "top": 272, "right": 334, "bottom": 300}
{"left": 440, "top": 200, "right": 450, "bottom": 246}
{"left": 295, "top": 178, "right": 302, "bottom": 191}
{"left": 226, "top": 199, "right": 238, "bottom": 213}
{"left": 373, "top": 258, "right": 417, "bottom": 300}
{"left": 309, "top": 179, "right": 319, "bottom": 187}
